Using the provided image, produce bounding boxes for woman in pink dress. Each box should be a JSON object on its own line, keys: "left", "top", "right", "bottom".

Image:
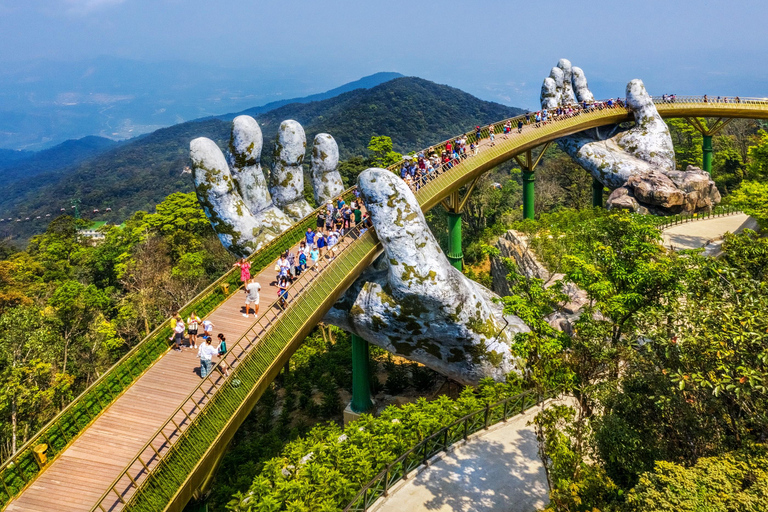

{"left": 234, "top": 258, "right": 251, "bottom": 284}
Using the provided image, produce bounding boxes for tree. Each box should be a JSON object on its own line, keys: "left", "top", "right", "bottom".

{"left": 746, "top": 130, "right": 768, "bottom": 180}
{"left": 0, "top": 307, "right": 72, "bottom": 456}
{"left": 724, "top": 181, "right": 768, "bottom": 227}
{"left": 366, "top": 136, "right": 402, "bottom": 167}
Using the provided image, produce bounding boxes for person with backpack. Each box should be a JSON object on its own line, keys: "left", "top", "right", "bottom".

{"left": 316, "top": 231, "right": 328, "bottom": 259}
{"left": 297, "top": 248, "right": 307, "bottom": 275}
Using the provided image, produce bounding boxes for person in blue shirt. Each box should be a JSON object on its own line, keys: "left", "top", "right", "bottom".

{"left": 305, "top": 227, "right": 316, "bottom": 246}
{"left": 316, "top": 231, "right": 328, "bottom": 258}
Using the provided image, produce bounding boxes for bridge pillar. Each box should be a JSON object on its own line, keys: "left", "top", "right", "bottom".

{"left": 514, "top": 143, "right": 551, "bottom": 221}
{"left": 349, "top": 334, "right": 373, "bottom": 415}
{"left": 702, "top": 134, "right": 713, "bottom": 176}
{"left": 592, "top": 178, "right": 603, "bottom": 208}
{"left": 439, "top": 180, "right": 482, "bottom": 272}
{"left": 446, "top": 211, "right": 463, "bottom": 271}
{"left": 522, "top": 171, "right": 535, "bottom": 220}
{"left": 685, "top": 117, "right": 733, "bottom": 179}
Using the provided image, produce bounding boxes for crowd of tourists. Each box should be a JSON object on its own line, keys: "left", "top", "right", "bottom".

{"left": 169, "top": 193, "right": 373, "bottom": 381}
{"left": 169, "top": 312, "right": 228, "bottom": 379}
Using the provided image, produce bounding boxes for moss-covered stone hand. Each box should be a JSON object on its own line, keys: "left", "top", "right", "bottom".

{"left": 325, "top": 168, "right": 529, "bottom": 385}
{"left": 190, "top": 116, "right": 344, "bottom": 257}
{"left": 542, "top": 59, "right": 720, "bottom": 214}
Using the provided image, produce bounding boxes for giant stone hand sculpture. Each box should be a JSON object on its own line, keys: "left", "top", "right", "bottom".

{"left": 542, "top": 59, "right": 720, "bottom": 214}
{"left": 190, "top": 116, "right": 343, "bottom": 257}
{"left": 191, "top": 117, "right": 529, "bottom": 385}
{"left": 326, "top": 169, "right": 529, "bottom": 385}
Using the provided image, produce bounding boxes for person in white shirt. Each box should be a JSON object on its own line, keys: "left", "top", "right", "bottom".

{"left": 244, "top": 278, "right": 261, "bottom": 317}
{"left": 197, "top": 337, "right": 219, "bottom": 378}
{"left": 172, "top": 317, "right": 185, "bottom": 351}
{"left": 202, "top": 319, "right": 213, "bottom": 337}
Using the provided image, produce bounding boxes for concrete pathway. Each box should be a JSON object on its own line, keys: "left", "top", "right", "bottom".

{"left": 373, "top": 401, "right": 558, "bottom": 512}
{"left": 662, "top": 213, "right": 759, "bottom": 255}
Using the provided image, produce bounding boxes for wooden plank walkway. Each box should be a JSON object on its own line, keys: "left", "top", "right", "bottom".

{"left": 5, "top": 236, "right": 319, "bottom": 512}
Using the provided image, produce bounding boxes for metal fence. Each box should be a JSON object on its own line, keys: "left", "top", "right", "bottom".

{"left": 655, "top": 204, "right": 742, "bottom": 231}
{"left": 343, "top": 388, "right": 558, "bottom": 512}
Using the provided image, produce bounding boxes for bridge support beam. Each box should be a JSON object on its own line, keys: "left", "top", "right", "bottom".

{"left": 350, "top": 334, "right": 373, "bottom": 415}
{"left": 685, "top": 117, "right": 733, "bottom": 178}
{"left": 440, "top": 177, "right": 481, "bottom": 271}
{"left": 702, "top": 134, "right": 713, "bottom": 176}
{"left": 522, "top": 171, "right": 535, "bottom": 220}
{"left": 592, "top": 178, "right": 603, "bottom": 208}
{"left": 446, "top": 211, "right": 463, "bottom": 271}
{"left": 514, "top": 142, "right": 552, "bottom": 220}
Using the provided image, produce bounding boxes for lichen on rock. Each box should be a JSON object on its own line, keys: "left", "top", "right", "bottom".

{"left": 310, "top": 133, "right": 344, "bottom": 205}
{"left": 325, "top": 169, "right": 528, "bottom": 385}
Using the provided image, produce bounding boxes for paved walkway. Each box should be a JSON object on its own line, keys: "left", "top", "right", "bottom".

{"left": 662, "top": 213, "right": 759, "bottom": 255}
{"left": 373, "top": 402, "right": 560, "bottom": 512}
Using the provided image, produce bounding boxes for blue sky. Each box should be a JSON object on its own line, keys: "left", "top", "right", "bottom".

{"left": 0, "top": 0, "right": 766, "bottom": 138}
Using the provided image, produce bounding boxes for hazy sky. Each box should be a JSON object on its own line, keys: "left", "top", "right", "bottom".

{"left": 2, "top": 0, "right": 767, "bottom": 108}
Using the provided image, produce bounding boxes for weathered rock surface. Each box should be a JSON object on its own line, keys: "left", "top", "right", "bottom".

{"left": 271, "top": 120, "right": 315, "bottom": 220}
{"left": 192, "top": 117, "right": 338, "bottom": 257}
{"left": 489, "top": 229, "right": 589, "bottom": 336}
{"left": 326, "top": 170, "right": 529, "bottom": 385}
{"left": 311, "top": 133, "right": 345, "bottom": 205}
{"left": 542, "top": 60, "right": 721, "bottom": 214}
{"left": 490, "top": 230, "right": 550, "bottom": 297}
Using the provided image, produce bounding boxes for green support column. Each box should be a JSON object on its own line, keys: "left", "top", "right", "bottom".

{"left": 702, "top": 134, "right": 713, "bottom": 176}
{"left": 522, "top": 170, "right": 535, "bottom": 220}
{"left": 592, "top": 178, "right": 603, "bottom": 208}
{"left": 350, "top": 334, "right": 373, "bottom": 414}
{"left": 446, "top": 211, "right": 463, "bottom": 271}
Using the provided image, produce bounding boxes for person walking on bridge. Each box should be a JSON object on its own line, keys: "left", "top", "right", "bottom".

{"left": 197, "top": 336, "right": 218, "bottom": 379}
{"left": 244, "top": 277, "right": 261, "bottom": 318}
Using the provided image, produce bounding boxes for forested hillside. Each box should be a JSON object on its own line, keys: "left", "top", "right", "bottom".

{"left": 0, "top": 77, "right": 523, "bottom": 243}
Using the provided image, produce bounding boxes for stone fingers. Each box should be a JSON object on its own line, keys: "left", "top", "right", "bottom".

{"left": 571, "top": 66, "right": 594, "bottom": 102}
{"left": 229, "top": 116, "right": 295, "bottom": 233}
{"left": 271, "top": 120, "right": 314, "bottom": 220}
{"left": 311, "top": 133, "right": 345, "bottom": 204}
{"left": 190, "top": 137, "right": 266, "bottom": 258}
{"left": 619, "top": 79, "right": 676, "bottom": 170}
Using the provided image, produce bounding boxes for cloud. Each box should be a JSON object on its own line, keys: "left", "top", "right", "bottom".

{"left": 64, "top": 0, "right": 126, "bottom": 14}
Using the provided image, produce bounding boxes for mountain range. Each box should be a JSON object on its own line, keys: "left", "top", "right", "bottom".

{"left": 0, "top": 75, "right": 523, "bottom": 243}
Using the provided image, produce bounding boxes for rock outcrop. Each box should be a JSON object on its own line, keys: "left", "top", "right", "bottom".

{"left": 490, "top": 229, "right": 589, "bottom": 335}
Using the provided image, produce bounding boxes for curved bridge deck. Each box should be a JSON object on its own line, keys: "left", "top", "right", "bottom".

{"left": 6, "top": 97, "right": 768, "bottom": 512}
